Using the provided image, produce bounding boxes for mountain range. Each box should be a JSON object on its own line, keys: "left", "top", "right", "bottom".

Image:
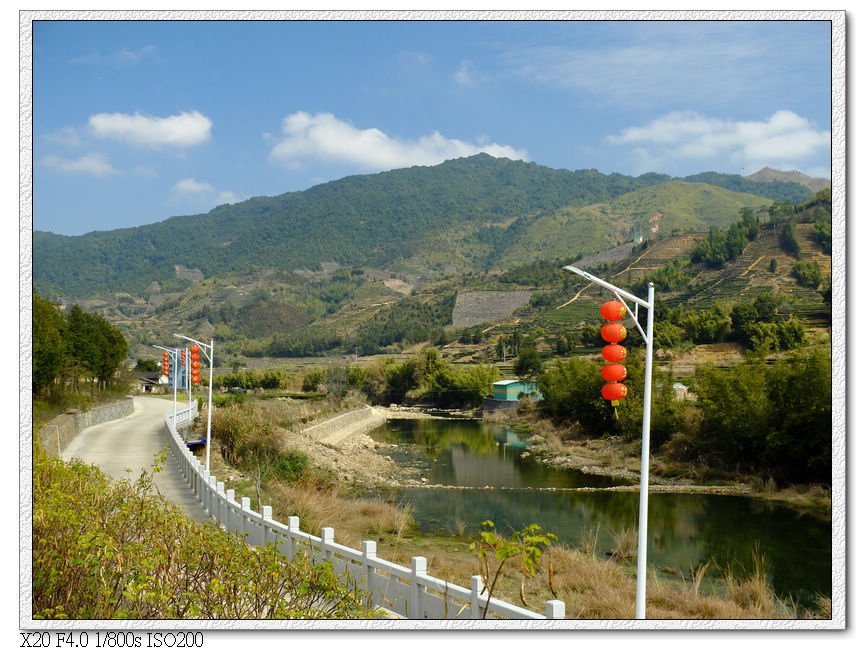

{"left": 33, "top": 154, "right": 823, "bottom": 301}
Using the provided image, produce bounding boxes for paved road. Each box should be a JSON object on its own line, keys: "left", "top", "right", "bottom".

{"left": 61, "top": 396, "right": 211, "bottom": 524}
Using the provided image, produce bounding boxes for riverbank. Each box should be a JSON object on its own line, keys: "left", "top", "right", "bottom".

{"left": 486, "top": 411, "right": 831, "bottom": 514}
{"left": 273, "top": 403, "right": 829, "bottom": 513}
{"left": 203, "top": 399, "right": 831, "bottom": 619}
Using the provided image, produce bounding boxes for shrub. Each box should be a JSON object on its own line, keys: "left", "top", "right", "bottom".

{"left": 31, "top": 447, "right": 374, "bottom": 619}
{"left": 791, "top": 261, "right": 823, "bottom": 289}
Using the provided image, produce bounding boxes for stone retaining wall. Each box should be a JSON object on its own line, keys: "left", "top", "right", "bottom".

{"left": 301, "top": 406, "right": 375, "bottom": 442}
{"left": 38, "top": 397, "right": 135, "bottom": 456}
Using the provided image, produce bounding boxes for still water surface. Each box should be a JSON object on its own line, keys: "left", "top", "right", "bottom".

{"left": 369, "top": 418, "right": 831, "bottom": 607}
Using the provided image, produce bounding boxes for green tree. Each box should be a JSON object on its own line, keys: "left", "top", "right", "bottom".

{"left": 813, "top": 219, "right": 831, "bottom": 254}
{"left": 469, "top": 521, "right": 557, "bottom": 616}
{"left": 762, "top": 349, "right": 831, "bottom": 484}
{"left": 691, "top": 362, "right": 771, "bottom": 471}
{"left": 780, "top": 219, "right": 800, "bottom": 257}
{"left": 514, "top": 348, "right": 543, "bottom": 378}
{"left": 32, "top": 291, "right": 66, "bottom": 396}
{"left": 539, "top": 357, "right": 614, "bottom": 434}
{"left": 65, "top": 305, "right": 128, "bottom": 393}
{"left": 135, "top": 358, "right": 159, "bottom": 372}
{"left": 792, "top": 261, "right": 823, "bottom": 289}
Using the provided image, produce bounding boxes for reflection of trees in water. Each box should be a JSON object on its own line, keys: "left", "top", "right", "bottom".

{"left": 679, "top": 495, "right": 831, "bottom": 604}
{"left": 375, "top": 419, "right": 620, "bottom": 489}
{"left": 402, "top": 488, "right": 830, "bottom": 607}
{"left": 444, "top": 445, "right": 522, "bottom": 487}
{"left": 374, "top": 420, "right": 830, "bottom": 606}
{"left": 378, "top": 419, "right": 498, "bottom": 455}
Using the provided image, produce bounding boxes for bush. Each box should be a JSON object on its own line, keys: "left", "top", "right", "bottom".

{"left": 792, "top": 261, "right": 823, "bottom": 289}
{"left": 273, "top": 450, "right": 310, "bottom": 484}
{"left": 780, "top": 219, "right": 800, "bottom": 256}
{"left": 673, "top": 348, "right": 831, "bottom": 484}
{"left": 31, "top": 447, "right": 374, "bottom": 619}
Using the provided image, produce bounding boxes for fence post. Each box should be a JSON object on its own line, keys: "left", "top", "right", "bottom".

{"left": 262, "top": 506, "right": 273, "bottom": 546}
{"left": 321, "top": 527, "right": 334, "bottom": 565}
{"left": 207, "top": 476, "right": 217, "bottom": 515}
{"left": 362, "top": 541, "right": 377, "bottom": 598}
{"left": 470, "top": 575, "right": 484, "bottom": 619}
{"left": 241, "top": 497, "right": 253, "bottom": 543}
{"left": 216, "top": 481, "right": 225, "bottom": 525}
{"left": 545, "top": 600, "right": 566, "bottom": 619}
{"left": 226, "top": 489, "right": 236, "bottom": 534}
{"left": 287, "top": 516, "right": 300, "bottom": 560}
{"left": 411, "top": 557, "right": 427, "bottom": 619}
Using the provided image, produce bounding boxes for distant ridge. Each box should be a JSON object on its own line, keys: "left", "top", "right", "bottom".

{"left": 33, "top": 154, "right": 822, "bottom": 300}
{"left": 746, "top": 167, "right": 830, "bottom": 193}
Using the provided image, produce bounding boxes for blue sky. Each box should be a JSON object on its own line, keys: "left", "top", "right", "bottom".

{"left": 31, "top": 17, "right": 833, "bottom": 236}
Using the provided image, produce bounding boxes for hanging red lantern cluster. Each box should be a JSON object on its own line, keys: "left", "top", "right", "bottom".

{"left": 600, "top": 301, "right": 628, "bottom": 407}
{"left": 190, "top": 345, "right": 202, "bottom": 385}
{"left": 162, "top": 351, "right": 170, "bottom": 377}
{"left": 180, "top": 348, "right": 186, "bottom": 366}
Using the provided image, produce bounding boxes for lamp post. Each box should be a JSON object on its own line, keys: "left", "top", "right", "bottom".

{"left": 563, "top": 265, "right": 655, "bottom": 619}
{"left": 185, "top": 346, "right": 192, "bottom": 407}
{"left": 153, "top": 345, "right": 179, "bottom": 426}
{"left": 175, "top": 334, "right": 215, "bottom": 474}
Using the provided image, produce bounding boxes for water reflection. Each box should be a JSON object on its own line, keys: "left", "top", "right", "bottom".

{"left": 369, "top": 418, "right": 831, "bottom": 607}
{"left": 371, "top": 418, "right": 624, "bottom": 489}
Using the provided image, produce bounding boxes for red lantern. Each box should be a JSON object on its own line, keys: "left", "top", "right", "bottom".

{"left": 601, "top": 382, "right": 628, "bottom": 402}
{"left": 192, "top": 360, "right": 201, "bottom": 370}
{"left": 180, "top": 349, "right": 186, "bottom": 365}
{"left": 601, "top": 323, "right": 627, "bottom": 343}
{"left": 601, "top": 363, "right": 628, "bottom": 382}
{"left": 600, "top": 301, "right": 627, "bottom": 322}
{"left": 601, "top": 344, "right": 627, "bottom": 362}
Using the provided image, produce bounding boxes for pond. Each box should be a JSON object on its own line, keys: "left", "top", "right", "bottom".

{"left": 368, "top": 417, "right": 832, "bottom": 609}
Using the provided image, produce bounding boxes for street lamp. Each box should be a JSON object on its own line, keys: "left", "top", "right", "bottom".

{"left": 153, "top": 345, "right": 179, "bottom": 425}
{"left": 563, "top": 264, "right": 655, "bottom": 619}
{"left": 175, "top": 334, "right": 215, "bottom": 474}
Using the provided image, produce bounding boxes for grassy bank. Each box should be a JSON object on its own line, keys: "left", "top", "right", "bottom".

{"left": 490, "top": 407, "right": 832, "bottom": 515}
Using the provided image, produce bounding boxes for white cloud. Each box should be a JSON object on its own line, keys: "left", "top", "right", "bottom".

{"left": 215, "top": 191, "right": 240, "bottom": 205}
{"left": 500, "top": 23, "right": 828, "bottom": 112}
{"left": 173, "top": 178, "right": 240, "bottom": 207}
{"left": 89, "top": 110, "right": 212, "bottom": 148}
{"left": 606, "top": 110, "right": 829, "bottom": 174}
{"left": 454, "top": 60, "right": 476, "bottom": 87}
{"left": 174, "top": 178, "right": 214, "bottom": 194}
{"left": 43, "top": 126, "right": 82, "bottom": 148}
{"left": 269, "top": 111, "right": 528, "bottom": 170}
{"left": 70, "top": 45, "right": 161, "bottom": 67}
{"left": 43, "top": 153, "right": 117, "bottom": 177}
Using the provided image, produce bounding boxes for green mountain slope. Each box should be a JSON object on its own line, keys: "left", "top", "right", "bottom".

{"left": 493, "top": 181, "right": 772, "bottom": 265}
{"left": 33, "top": 154, "right": 820, "bottom": 301}
{"left": 682, "top": 171, "right": 815, "bottom": 203}
{"left": 34, "top": 155, "right": 662, "bottom": 298}
{"left": 745, "top": 167, "right": 830, "bottom": 194}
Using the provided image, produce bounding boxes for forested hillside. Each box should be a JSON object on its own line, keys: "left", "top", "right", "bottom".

{"left": 34, "top": 154, "right": 818, "bottom": 300}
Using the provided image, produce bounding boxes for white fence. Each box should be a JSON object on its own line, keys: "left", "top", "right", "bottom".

{"left": 164, "top": 401, "right": 566, "bottom": 620}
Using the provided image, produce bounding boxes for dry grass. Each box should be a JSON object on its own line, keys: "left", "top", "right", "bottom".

{"left": 609, "top": 527, "right": 637, "bottom": 560}
{"left": 202, "top": 396, "right": 829, "bottom": 620}
{"left": 519, "top": 545, "right": 808, "bottom": 620}
{"left": 267, "top": 479, "right": 415, "bottom": 548}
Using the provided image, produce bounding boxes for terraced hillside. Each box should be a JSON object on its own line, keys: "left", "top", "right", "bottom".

{"left": 451, "top": 290, "right": 535, "bottom": 328}
{"left": 523, "top": 219, "right": 830, "bottom": 334}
